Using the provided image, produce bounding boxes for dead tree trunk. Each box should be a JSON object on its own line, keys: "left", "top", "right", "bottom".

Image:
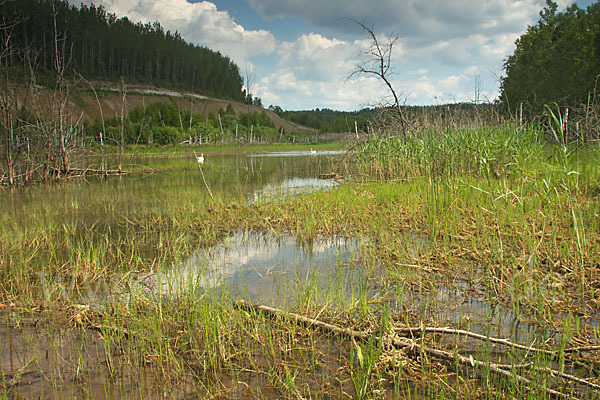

{"left": 347, "top": 18, "right": 410, "bottom": 135}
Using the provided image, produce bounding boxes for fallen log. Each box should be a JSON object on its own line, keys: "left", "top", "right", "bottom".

{"left": 234, "top": 300, "right": 578, "bottom": 399}
{"left": 393, "top": 326, "right": 556, "bottom": 356}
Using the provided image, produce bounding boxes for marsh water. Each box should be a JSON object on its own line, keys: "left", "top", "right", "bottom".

{"left": 147, "top": 232, "right": 366, "bottom": 304}
{"left": 1, "top": 149, "right": 359, "bottom": 398}
{"left": 1, "top": 149, "right": 596, "bottom": 398}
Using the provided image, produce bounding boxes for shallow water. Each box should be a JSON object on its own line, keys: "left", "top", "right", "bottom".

{"left": 0, "top": 316, "right": 199, "bottom": 399}
{"left": 159, "top": 231, "right": 565, "bottom": 346}
{"left": 247, "top": 150, "right": 345, "bottom": 157}
{"left": 0, "top": 150, "right": 354, "bottom": 398}
{"left": 2, "top": 149, "right": 598, "bottom": 398}
{"left": 144, "top": 232, "right": 367, "bottom": 307}
{"left": 249, "top": 177, "right": 339, "bottom": 202}
{"left": 2, "top": 149, "right": 348, "bottom": 226}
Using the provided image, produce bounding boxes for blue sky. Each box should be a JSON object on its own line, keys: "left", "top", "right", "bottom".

{"left": 70, "top": 0, "right": 595, "bottom": 111}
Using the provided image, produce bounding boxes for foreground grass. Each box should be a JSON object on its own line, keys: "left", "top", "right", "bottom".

{"left": 1, "top": 124, "right": 600, "bottom": 398}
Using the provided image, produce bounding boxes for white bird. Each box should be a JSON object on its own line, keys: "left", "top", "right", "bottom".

{"left": 197, "top": 153, "right": 204, "bottom": 164}
{"left": 310, "top": 148, "right": 317, "bottom": 154}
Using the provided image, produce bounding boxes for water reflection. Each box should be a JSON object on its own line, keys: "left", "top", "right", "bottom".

{"left": 0, "top": 319, "right": 192, "bottom": 399}
{"left": 250, "top": 177, "right": 338, "bottom": 203}
{"left": 247, "top": 150, "right": 346, "bottom": 157}
{"left": 147, "top": 232, "right": 366, "bottom": 306}
{"left": 1, "top": 150, "right": 348, "bottom": 225}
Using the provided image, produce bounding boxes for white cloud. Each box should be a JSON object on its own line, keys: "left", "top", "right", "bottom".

{"left": 70, "top": 0, "right": 276, "bottom": 66}
{"left": 246, "top": 0, "right": 544, "bottom": 108}
{"left": 409, "top": 68, "right": 429, "bottom": 75}
{"left": 253, "top": 26, "right": 510, "bottom": 110}
{"left": 248, "top": 0, "right": 547, "bottom": 40}
{"left": 256, "top": 33, "right": 399, "bottom": 109}
{"left": 406, "top": 67, "right": 498, "bottom": 104}
{"left": 275, "top": 33, "right": 357, "bottom": 82}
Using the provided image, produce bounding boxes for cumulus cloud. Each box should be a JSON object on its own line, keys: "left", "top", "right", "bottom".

{"left": 255, "top": 33, "right": 392, "bottom": 109}
{"left": 248, "top": 0, "right": 546, "bottom": 40}
{"left": 251, "top": 25, "right": 507, "bottom": 109}
{"left": 69, "top": 0, "right": 276, "bottom": 66}
{"left": 253, "top": 32, "right": 466, "bottom": 110}
{"left": 274, "top": 33, "right": 357, "bottom": 82}
{"left": 243, "top": 0, "right": 550, "bottom": 107}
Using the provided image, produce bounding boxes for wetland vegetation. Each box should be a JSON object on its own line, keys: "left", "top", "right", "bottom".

{"left": 2, "top": 0, "right": 600, "bottom": 398}
{"left": 1, "top": 114, "right": 600, "bottom": 398}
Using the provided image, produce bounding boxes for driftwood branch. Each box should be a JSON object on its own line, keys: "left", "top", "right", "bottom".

{"left": 394, "top": 327, "right": 600, "bottom": 359}
{"left": 502, "top": 363, "right": 600, "bottom": 392}
{"left": 393, "top": 326, "right": 556, "bottom": 356}
{"left": 235, "top": 300, "right": 584, "bottom": 399}
{"left": 564, "top": 345, "right": 600, "bottom": 353}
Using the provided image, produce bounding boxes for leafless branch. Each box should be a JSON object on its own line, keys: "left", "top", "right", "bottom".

{"left": 346, "top": 18, "right": 409, "bottom": 133}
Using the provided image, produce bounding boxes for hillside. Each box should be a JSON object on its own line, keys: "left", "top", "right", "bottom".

{"left": 4, "top": 0, "right": 244, "bottom": 100}
{"left": 16, "top": 83, "right": 315, "bottom": 134}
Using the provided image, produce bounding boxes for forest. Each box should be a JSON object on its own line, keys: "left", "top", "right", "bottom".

{"left": 271, "top": 103, "right": 499, "bottom": 134}
{"left": 500, "top": 0, "right": 600, "bottom": 117}
{"left": 1, "top": 0, "right": 245, "bottom": 100}
{"left": 268, "top": 106, "right": 375, "bottom": 133}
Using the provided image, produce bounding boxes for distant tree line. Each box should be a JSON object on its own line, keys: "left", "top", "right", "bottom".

{"left": 269, "top": 106, "right": 376, "bottom": 133}
{"left": 269, "top": 103, "right": 501, "bottom": 134}
{"left": 0, "top": 0, "right": 270, "bottom": 185}
{"left": 2, "top": 0, "right": 245, "bottom": 100}
{"left": 500, "top": 0, "right": 600, "bottom": 117}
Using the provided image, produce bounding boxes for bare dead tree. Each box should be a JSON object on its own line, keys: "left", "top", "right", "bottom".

{"left": 118, "top": 77, "right": 126, "bottom": 173}
{"left": 244, "top": 59, "right": 255, "bottom": 143}
{"left": 0, "top": 0, "right": 23, "bottom": 185}
{"left": 347, "top": 18, "right": 409, "bottom": 134}
{"left": 49, "top": 0, "right": 74, "bottom": 178}
{"left": 76, "top": 73, "right": 108, "bottom": 176}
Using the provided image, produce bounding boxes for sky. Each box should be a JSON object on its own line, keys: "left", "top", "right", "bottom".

{"left": 68, "top": 0, "right": 595, "bottom": 111}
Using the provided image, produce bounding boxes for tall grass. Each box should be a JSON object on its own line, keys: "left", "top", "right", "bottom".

{"left": 353, "top": 120, "right": 599, "bottom": 317}
{"left": 355, "top": 123, "right": 545, "bottom": 181}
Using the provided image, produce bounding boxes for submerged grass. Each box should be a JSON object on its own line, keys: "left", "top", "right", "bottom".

{"left": 1, "top": 122, "right": 600, "bottom": 398}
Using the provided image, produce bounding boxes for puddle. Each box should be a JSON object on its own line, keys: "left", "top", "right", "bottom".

{"left": 139, "top": 229, "right": 599, "bottom": 348}
{"left": 249, "top": 177, "right": 339, "bottom": 202}
{"left": 141, "top": 232, "right": 368, "bottom": 307}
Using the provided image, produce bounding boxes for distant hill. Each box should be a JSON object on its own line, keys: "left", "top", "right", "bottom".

{"left": 16, "top": 82, "right": 315, "bottom": 135}
{"left": 3, "top": 0, "right": 244, "bottom": 100}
